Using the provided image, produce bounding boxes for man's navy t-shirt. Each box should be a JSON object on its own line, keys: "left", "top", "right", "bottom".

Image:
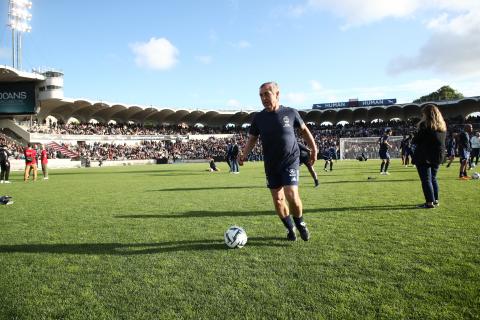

{"left": 249, "top": 106, "right": 303, "bottom": 173}
{"left": 379, "top": 135, "right": 389, "bottom": 152}
{"left": 458, "top": 131, "right": 471, "bottom": 152}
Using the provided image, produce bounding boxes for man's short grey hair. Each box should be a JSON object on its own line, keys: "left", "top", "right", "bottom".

{"left": 259, "top": 82, "right": 279, "bottom": 91}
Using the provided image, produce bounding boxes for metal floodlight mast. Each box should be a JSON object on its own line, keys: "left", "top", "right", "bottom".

{"left": 8, "top": 0, "right": 33, "bottom": 69}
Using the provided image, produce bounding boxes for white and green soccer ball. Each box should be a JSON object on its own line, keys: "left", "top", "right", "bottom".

{"left": 224, "top": 226, "right": 247, "bottom": 249}
{"left": 472, "top": 172, "right": 480, "bottom": 180}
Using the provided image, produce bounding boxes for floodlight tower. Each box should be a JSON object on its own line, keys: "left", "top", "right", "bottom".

{"left": 8, "top": 0, "right": 32, "bottom": 69}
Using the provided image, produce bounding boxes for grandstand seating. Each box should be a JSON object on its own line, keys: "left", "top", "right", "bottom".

{"left": 46, "top": 141, "right": 79, "bottom": 158}
{"left": 1, "top": 115, "right": 478, "bottom": 162}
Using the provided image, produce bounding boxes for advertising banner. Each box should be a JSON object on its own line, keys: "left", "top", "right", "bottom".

{"left": 313, "top": 98, "right": 397, "bottom": 110}
{"left": 0, "top": 82, "right": 37, "bottom": 115}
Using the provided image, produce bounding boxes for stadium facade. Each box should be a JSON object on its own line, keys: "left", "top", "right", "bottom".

{"left": 1, "top": 66, "right": 480, "bottom": 127}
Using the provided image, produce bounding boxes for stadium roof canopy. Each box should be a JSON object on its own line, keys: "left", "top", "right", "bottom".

{"left": 2, "top": 66, "right": 479, "bottom": 126}
{"left": 35, "top": 97, "right": 480, "bottom": 127}
{"left": 0, "top": 65, "right": 45, "bottom": 82}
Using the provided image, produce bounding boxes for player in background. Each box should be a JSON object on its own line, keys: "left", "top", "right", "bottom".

{"left": 379, "top": 128, "right": 392, "bottom": 175}
{"left": 207, "top": 157, "right": 220, "bottom": 172}
{"left": 225, "top": 141, "right": 232, "bottom": 171}
{"left": 241, "top": 81, "right": 317, "bottom": 241}
{"left": 322, "top": 147, "right": 334, "bottom": 172}
{"left": 0, "top": 144, "right": 12, "bottom": 184}
{"left": 230, "top": 141, "right": 240, "bottom": 174}
{"left": 24, "top": 143, "right": 38, "bottom": 182}
{"left": 298, "top": 142, "right": 319, "bottom": 187}
{"left": 40, "top": 144, "right": 49, "bottom": 179}
{"left": 401, "top": 134, "right": 413, "bottom": 167}
{"left": 458, "top": 124, "right": 472, "bottom": 179}
{"left": 469, "top": 131, "right": 480, "bottom": 168}
{"left": 445, "top": 132, "right": 456, "bottom": 168}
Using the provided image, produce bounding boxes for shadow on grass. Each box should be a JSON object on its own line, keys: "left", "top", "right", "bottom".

{"left": 51, "top": 169, "right": 205, "bottom": 177}
{"left": 321, "top": 178, "right": 418, "bottom": 184}
{"left": 0, "top": 237, "right": 288, "bottom": 255}
{"left": 114, "top": 204, "right": 415, "bottom": 219}
{"left": 147, "top": 185, "right": 264, "bottom": 192}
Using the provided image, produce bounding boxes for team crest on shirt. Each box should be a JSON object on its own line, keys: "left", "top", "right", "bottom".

{"left": 289, "top": 169, "right": 298, "bottom": 182}
{"left": 283, "top": 116, "right": 290, "bottom": 127}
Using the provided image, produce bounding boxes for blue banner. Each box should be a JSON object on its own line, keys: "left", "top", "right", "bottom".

{"left": 313, "top": 98, "right": 397, "bottom": 110}
{"left": 0, "top": 82, "right": 37, "bottom": 115}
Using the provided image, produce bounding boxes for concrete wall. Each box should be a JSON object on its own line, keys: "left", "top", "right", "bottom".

{"left": 9, "top": 159, "right": 156, "bottom": 171}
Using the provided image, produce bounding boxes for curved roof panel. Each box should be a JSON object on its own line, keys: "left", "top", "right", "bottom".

{"left": 30, "top": 96, "right": 480, "bottom": 127}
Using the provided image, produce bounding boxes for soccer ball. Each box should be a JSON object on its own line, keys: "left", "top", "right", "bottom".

{"left": 224, "top": 226, "right": 247, "bottom": 249}
{"left": 472, "top": 172, "right": 480, "bottom": 180}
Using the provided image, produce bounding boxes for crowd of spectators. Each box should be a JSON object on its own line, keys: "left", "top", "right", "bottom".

{"left": 6, "top": 115, "right": 480, "bottom": 162}
{"left": 27, "top": 121, "right": 246, "bottom": 136}
{"left": 74, "top": 134, "right": 263, "bottom": 162}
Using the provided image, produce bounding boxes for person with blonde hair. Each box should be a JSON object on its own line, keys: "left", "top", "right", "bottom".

{"left": 412, "top": 104, "right": 446, "bottom": 208}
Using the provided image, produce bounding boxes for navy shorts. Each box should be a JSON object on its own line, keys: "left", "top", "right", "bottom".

{"left": 379, "top": 150, "right": 390, "bottom": 160}
{"left": 459, "top": 149, "right": 470, "bottom": 161}
{"left": 266, "top": 167, "right": 299, "bottom": 189}
{"left": 447, "top": 148, "right": 455, "bottom": 157}
{"left": 299, "top": 152, "right": 309, "bottom": 166}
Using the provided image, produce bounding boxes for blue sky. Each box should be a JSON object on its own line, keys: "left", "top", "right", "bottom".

{"left": 1, "top": 0, "right": 479, "bottom": 110}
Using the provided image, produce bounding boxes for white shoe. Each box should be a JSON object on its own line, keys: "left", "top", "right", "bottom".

{"left": 384, "top": 172, "right": 390, "bottom": 175}
{"left": 4, "top": 181, "right": 11, "bottom": 184}
{"left": 44, "top": 177, "right": 49, "bottom": 180}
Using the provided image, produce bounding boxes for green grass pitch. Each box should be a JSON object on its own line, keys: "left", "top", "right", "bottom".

{"left": 0, "top": 160, "right": 478, "bottom": 319}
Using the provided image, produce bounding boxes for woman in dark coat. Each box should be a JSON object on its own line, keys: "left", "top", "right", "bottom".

{"left": 412, "top": 104, "right": 447, "bottom": 209}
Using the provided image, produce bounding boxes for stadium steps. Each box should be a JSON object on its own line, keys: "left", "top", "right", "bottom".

{"left": 47, "top": 141, "right": 79, "bottom": 158}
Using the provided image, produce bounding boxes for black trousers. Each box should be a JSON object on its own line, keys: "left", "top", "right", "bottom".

{"left": 0, "top": 161, "right": 10, "bottom": 181}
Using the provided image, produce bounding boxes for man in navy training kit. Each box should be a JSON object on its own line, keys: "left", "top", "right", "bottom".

{"left": 230, "top": 141, "right": 240, "bottom": 174}
{"left": 458, "top": 124, "right": 472, "bottom": 179}
{"left": 379, "top": 128, "right": 392, "bottom": 175}
{"left": 298, "top": 142, "right": 319, "bottom": 187}
{"left": 241, "top": 82, "right": 318, "bottom": 241}
{"left": 322, "top": 146, "right": 336, "bottom": 171}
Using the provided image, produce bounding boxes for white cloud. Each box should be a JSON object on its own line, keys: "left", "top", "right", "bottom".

{"left": 226, "top": 99, "right": 241, "bottom": 108}
{"left": 195, "top": 55, "right": 213, "bottom": 65}
{"left": 130, "top": 37, "right": 179, "bottom": 70}
{"left": 310, "top": 80, "right": 323, "bottom": 92}
{"left": 229, "top": 40, "right": 251, "bottom": 49}
{"left": 290, "top": 0, "right": 480, "bottom": 28}
{"left": 388, "top": 32, "right": 480, "bottom": 77}
{"left": 291, "top": 0, "right": 419, "bottom": 28}
{"left": 284, "top": 92, "right": 308, "bottom": 105}
{"left": 426, "top": 9, "right": 480, "bottom": 35}
{"left": 290, "top": 0, "right": 480, "bottom": 77}
{"left": 388, "top": 4, "right": 480, "bottom": 77}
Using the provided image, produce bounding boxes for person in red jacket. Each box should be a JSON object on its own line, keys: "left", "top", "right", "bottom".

{"left": 40, "top": 144, "right": 49, "bottom": 180}
{"left": 24, "top": 144, "right": 38, "bottom": 182}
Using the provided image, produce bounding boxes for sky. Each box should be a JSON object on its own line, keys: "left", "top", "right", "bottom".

{"left": 1, "top": 0, "right": 479, "bottom": 111}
